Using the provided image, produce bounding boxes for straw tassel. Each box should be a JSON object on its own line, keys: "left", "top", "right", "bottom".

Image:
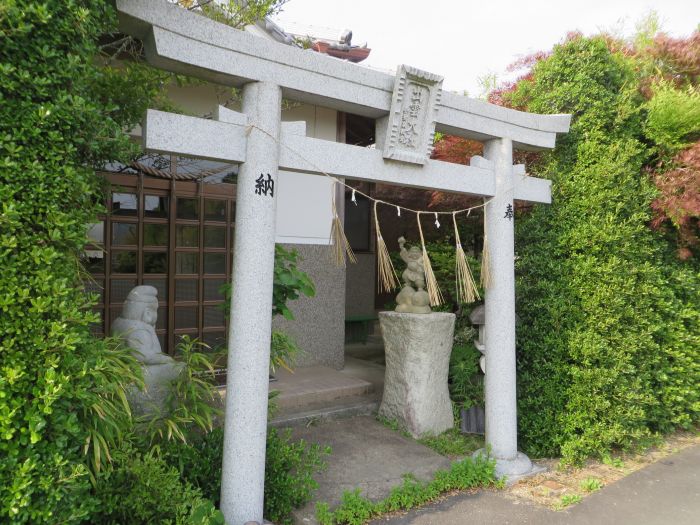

{"left": 453, "top": 212, "right": 480, "bottom": 303}
{"left": 417, "top": 212, "right": 443, "bottom": 307}
{"left": 374, "top": 201, "right": 399, "bottom": 293}
{"left": 480, "top": 233, "right": 491, "bottom": 290}
{"left": 330, "top": 183, "right": 356, "bottom": 267}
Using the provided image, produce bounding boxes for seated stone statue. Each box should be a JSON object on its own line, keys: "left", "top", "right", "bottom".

{"left": 394, "top": 237, "right": 431, "bottom": 314}
{"left": 112, "top": 285, "right": 182, "bottom": 414}
{"left": 111, "top": 285, "right": 174, "bottom": 365}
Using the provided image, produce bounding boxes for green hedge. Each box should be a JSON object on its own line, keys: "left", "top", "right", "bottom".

{"left": 509, "top": 37, "right": 700, "bottom": 463}
{"left": 0, "top": 1, "right": 156, "bottom": 521}
{"left": 0, "top": 2, "right": 324, "bottom": 522}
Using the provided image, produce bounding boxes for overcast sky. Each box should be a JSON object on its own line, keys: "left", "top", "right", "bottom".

{"left": 274, "top": 0, "right": 700, "bottom": 96}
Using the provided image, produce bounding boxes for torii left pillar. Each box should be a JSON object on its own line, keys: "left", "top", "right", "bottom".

{"left": 221, "top": 81, "right": 281, "bottom": 525}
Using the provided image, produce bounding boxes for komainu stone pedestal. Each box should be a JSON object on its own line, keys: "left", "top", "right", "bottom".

{"left": 379, "top": 311, "right": 455, "bottom": 438}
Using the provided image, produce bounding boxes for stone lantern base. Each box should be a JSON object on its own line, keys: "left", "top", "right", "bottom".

{"left": 378, "top": 311, "right": 455, "bottom": 438}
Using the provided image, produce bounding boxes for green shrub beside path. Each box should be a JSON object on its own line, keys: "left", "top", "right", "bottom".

{"left": 509, "top": 36, "right": 699, "bottom": 464}
{"left": 315, "top": 455, "right": 498, "bottom": 525}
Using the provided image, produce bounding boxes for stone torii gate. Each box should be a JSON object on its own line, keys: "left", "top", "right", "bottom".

{"left": 116, "top": 1, "right": 570, "bottom": 523}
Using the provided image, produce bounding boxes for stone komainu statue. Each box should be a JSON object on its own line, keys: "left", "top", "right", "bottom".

{"left": 394, "top": 236, "right": 431, "bottom": 314}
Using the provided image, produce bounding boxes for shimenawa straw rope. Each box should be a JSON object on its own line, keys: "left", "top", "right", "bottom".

{"left": 453, "top": 212, "right": 480, "bottom": 303}
{"left": 480, "top": 233, "right": 491, "bottom": 289}
{"left": 416, "top": 212, "right": 443, "bottom": 306}
{"left": 329, "top": 182, "right": 356, "bottom": 267}
{"left": 374, "top": 201, "right": 399, "bottom": 293}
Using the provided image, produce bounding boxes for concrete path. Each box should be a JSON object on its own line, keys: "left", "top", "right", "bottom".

{"left": 289, "top": 416, "right": 451, "bottom": 524}
{"left": 370, "top": 444, "right": 700, "bottom": 525}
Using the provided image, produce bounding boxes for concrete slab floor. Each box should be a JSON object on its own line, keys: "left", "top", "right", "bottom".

{"left": 289, "top": 416, "right": 452, "bottom": 524}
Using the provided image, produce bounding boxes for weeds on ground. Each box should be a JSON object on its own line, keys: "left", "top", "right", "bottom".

{"left": 315, "top": 454, "right": 498, "bottom": 525}
{"left": 555, "top": 493, "right": 582, "bottom": 509}
{"left": 376, "top": 416, "right": 412, "bottom": 438}
{"left": 377, "top": 416, "right": 484, "bottom": 458}
{"left": 601, "top": 454, "right": 625, "bottom": 469}
{"left": 579, "top": 477, "right": 603, "bottom": 492}
{"left": 418, "top": 428, "right": 483, "bottom": 457}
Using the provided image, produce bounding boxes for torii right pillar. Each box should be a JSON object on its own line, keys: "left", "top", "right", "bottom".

{"left": 479, "top": 137, "right": 535, "bottom": 480}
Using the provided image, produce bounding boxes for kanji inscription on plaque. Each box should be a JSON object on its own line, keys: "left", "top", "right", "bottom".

{"left": 383, "top": 64, "right": 443, "bottom": 165}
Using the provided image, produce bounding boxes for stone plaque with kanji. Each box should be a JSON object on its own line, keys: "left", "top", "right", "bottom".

{"left": 383, "top": 64, "right": 443, "bottom": 165}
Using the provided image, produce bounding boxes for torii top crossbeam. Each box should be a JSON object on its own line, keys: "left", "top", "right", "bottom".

{"left": 114, "top": 2, "right": 570, "bottom": 525}
{"left": 116, "top": 0, "right": 568, "bottom": 151}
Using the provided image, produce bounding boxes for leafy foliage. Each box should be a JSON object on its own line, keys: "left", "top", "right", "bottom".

{"left": 175, "top": 0, "right": 288, "bottom": 29}
{"left": 644, "top": 82, "right": 700, "bottom": 155}
{"left": 649, "top": 142, "right": 700, "bottom": 258}
{"left": 435, "top": 25, "right": 700, "bottom": 464}
{"left": 92, "top": 446, "right": 224, "bottom": 525}
{"left": 159, "top": 427, "right": 330, "bottom": 525}
{"left": 449, "top": 338, "right": 483, "bottom": 409}
{"left": 220, "top": 245, "right": 315, "bottom": 321}
{"left": 138, "top": 337, "right": 222, "bottom": 446}
{"left": 0, "top": 2, "right": 146, "bottom": 521}
{"left": 417, "top": 428, "right": 483, "bottom": 457}
{"left": 264, "top": 428, "right": 331, "bottom": 524}
{"left": 579, "top": 477, "right": 603, "bottom": 492}
{"left": 556, "top": 493, "right": 582, "bottom": 509}
{"left": 644, "top": 82, "right": 700, "bottom": 257}
{"left": 272, "top": 245, "right": 317, "bottom": 319}
{"left": 270, "top": 329, "right": 303, "bottom": 373}
{"left": 80, "top": 338, "right": 144, "bottom": 481}
{"left": 221, "top": 245, "right": 314, "bottom": 371}
{"left": 0, "top": 0, "right": 291, "bottom": 522}
{"left": 315, "top": 455, "right": 497, "bottom": 525}
{"left": 508, "top": 36, "right": 700, "bottom": 464}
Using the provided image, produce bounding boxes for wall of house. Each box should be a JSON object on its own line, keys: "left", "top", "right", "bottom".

{"left": 274, "top": 103, "right": 346, "bottom": 369}
{"left": 272, "top": 243, "right": 345, "bottom": 369}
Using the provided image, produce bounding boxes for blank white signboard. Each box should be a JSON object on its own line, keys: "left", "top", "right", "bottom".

{"left": 274, "top": 170, "right": 333, "bottom": 245}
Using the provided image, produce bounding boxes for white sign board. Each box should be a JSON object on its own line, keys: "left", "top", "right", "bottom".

{"left": 275, "top": 170, "right": 333, "bottom": 245}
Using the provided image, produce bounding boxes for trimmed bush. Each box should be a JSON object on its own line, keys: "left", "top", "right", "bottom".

{"left": 508, "top": 36, "right": 699, "bottom": 463}
{"left": 0, "top": 2, "right": 148, "bottom": 521}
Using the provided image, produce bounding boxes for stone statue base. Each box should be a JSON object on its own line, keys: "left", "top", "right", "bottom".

{"left": 129, "top": 361, "right": 185, "bottom": 415}
{"left": 378, "top": 311, "right": 455, "bottom": 438}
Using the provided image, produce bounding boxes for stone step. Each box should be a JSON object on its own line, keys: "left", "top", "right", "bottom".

{"left": 344, "top": 344, "right": 385, "bottom": 365}
{"left": 270, "top": 394, "right": 380, "bottom": 428}
{"left": 271, "top": 365, "right": 374, "bottom": 410}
